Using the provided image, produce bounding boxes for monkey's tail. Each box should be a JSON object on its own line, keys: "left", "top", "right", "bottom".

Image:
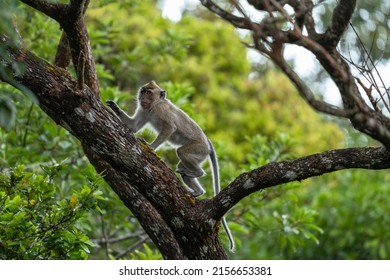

{"left": 208, "top": 139, "right": 235, "bottom": 252}
{"left": 208, "top": 138, "right": 220, "bottom": 194}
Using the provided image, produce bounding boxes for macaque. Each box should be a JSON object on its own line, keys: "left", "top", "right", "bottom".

{"left": 107, "top": 80, "right": 234, "bottom": 251}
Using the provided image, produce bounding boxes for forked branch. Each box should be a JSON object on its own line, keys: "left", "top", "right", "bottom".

{"left": 21, "top": 0, "right": 99, "bottom": 95}
{"left": 201, "top": 0, "right": 390, "bottom": 147}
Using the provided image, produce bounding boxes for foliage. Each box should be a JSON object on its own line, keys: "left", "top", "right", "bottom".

{"left": 228, "top": 134, "right": 324, "bottom": 259}
{"left": 0, "top": 164, "right": 101, "bottom": 259}
{"left": 130, "top": 243, "right": 163, "bottom": 260}
{"left": 289, "top": 169, "right": 390, "bottom": 259}
{"left": 0, "top": 88, "right": 82, "bottom": 168}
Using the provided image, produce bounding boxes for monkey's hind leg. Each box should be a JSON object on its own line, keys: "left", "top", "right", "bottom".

{"left": 176, "top": 144, "right": 208, "bottom": 197}
{"left": 181, "top": 174, "right": 205, "bottom": 197}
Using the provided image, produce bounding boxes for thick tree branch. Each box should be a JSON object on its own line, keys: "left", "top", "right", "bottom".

{"left": 210, "top": 146, "right": 390, "bottom": 219}
{"left": 320, "top": 0, "right": 356, "bottom": 49}
{"left": 20, "top": 0, "right": 67, "bottom": 22}
{"left": 69, "top": 0, "right": 89, "bottom": 21}
{"left": 21, "top": 0, "right": 100, "bottom": 96}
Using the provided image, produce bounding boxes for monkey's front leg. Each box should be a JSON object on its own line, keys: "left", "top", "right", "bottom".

{"left": 150, "top": 125, "right": 175, "bottom": 150}
{"left": 106, "top": 100, "right": 122, "bottom": 115}
{"left": 106, "top": 100, "right": 138, "bottom": 131}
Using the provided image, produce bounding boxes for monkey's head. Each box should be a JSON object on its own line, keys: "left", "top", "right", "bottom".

{"left": 138, "top": 80, "right": 166, "bottom": 110}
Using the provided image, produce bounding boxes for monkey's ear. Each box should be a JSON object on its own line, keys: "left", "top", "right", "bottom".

{"left": 160, "top": 90, "right": 166, "bottom": 99}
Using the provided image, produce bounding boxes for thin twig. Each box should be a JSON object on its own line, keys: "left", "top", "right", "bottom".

{"left": 348, "top": 23, "right": 390, "bottom": 113}
{"left": 356, "top": 77, "right": 380, "bottom": 112}
{"left": 22, "top": 103, "right": 34, "bottom": 147}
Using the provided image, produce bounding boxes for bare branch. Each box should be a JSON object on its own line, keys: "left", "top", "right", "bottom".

{"left": 69, "top": 0, "right": 89, "bottom": 21}
{"left": 116, "top": 235, "right": 149, "bottom": 259}
{"left": 200, "top": 1, "right": 390, "bottom": 147}
{"left": 21, "top": 0, "right": 99, "bottom": 96}
{"left": 356, "top": 77, "right": 380, "bottom": 112}
{"left": 278, "top": 61, "right": 354, "bottom": 118}
{"left": 299, "top": 0, "right": 317, "bottom": 37}
{"left": 200, "top": 0, "right": 258, "bottom": 30}
{"left": 210, "top": 146, "right": 390, "bottom": 219}
{"left": 199, "top": 1, "right": 390, "bottom": 147}
{"left": 274, "top": 53, "right": 354, "bottom": 118}
{"left": 346, "top": 24, "right": 390, "bottom": 113}
{"left": 21, "top": 0, "right": 67, "bottom": 22}
{"left": 321, "top": 0, "right": 357, "bottom": 48}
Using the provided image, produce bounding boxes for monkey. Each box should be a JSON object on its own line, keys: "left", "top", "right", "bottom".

{"left": 106, "top": 80, "right": 235, "bottom": 252}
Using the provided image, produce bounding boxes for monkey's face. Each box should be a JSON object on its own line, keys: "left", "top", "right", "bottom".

{"left": 139, "top": 88, "right": 157, "bottom": 110}
{"left": 138, "top": 81, "right": 165, "bottom": 110}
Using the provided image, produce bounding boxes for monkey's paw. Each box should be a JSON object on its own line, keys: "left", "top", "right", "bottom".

{"left": 106, "top": 100, "right": 120, "bottom": 114}
{"left": 106, "top": 100, "right": 116, "bottom": 107}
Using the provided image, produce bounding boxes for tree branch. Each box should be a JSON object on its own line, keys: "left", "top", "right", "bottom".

{"left": 274, "top": 54, "right": 355, "bottom": 118}
{"left": 320, "top": 0, "right": 357, "bottom": 49}
{"left": 77, "top": 50, "right": 85, "bottom": 89}
{"left": 200, "top": 0, "right": 258, "bottom": 30}
{"left": 69, "top": 0, "right": 89, "bottom": 21}
{"left": 201, "top": 0, "right": 390, "bottom": 147}
{"left": 21, "top": 0, "right": 100, "bottom": 96}
{"left": 21, "top": 0, "right": 67, "bottom": 22}
{"left": 210, "top": 146, "right": 390, "bottom": 219}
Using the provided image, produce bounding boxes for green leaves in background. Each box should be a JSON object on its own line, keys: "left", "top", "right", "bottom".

{"left": 0, "top": 164, "right": 104, "bottom": 259}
